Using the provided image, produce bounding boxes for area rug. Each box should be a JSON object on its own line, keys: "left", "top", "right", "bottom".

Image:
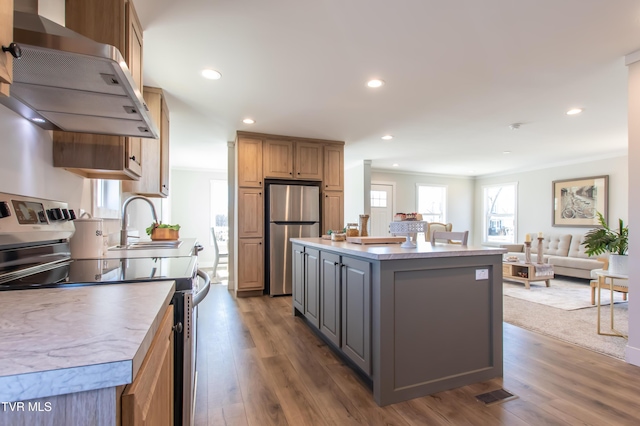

{"left": 503, "top": 277, "right": 627, "bottom": 310}
{"left": 503, "top": 278, "right": 629, "bottom": 359}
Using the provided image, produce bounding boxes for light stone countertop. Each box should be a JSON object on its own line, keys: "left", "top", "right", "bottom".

{"left": 0, "top": 280, "right": 175, "bottom": 402}
{"left": 290, "top": 237, "right": 506, "bottom": 260}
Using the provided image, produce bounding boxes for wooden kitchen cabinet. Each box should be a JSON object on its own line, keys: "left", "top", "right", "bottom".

{"left": 123, "top": 87, "right": 170, "bottom": 197}
{"left": 237, "top": 137, "right": 263, "bottom": 187}
{"left": 237, "top": 238, "right": 264, "bottom": 290}
{"left": 237, "top": 187, "right": 264, "bottom": 238}
{"left": 263, "top": 139, "right": 294, "bottom": 178}
{"left": 121, "top": 304, "right": 174, "bottom": 426}
{"left": 263, "top": 139, "right": 323, "bottom": 180}
{"left": 0, "top": 0, "right": 13, "bottom": 97}
{"left": 323, "top": 191, "right": 344, "bottom": 234}
{"left": 323, "top": 144, "right": 344, "bottom": 191}
{"left": 235, "top": 131, "right": 344, "bottom": 296}
{"left": 53, "top": 0, "right": 144, "bottom": 180}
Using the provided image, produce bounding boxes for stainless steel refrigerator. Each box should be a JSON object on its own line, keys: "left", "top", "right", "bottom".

{"left": 267, "top": 184, "right": 320, "bottom": 296}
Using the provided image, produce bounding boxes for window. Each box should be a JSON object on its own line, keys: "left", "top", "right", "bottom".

{"left": 370, "top": 190, "right": 387, "bottom": 208}
{"left": 416, "top": 184, "right": 447, "bottom": 222}
{"left": 92, "top": 179, "right": 121, "bottom": 219}
{"left": 210, "top": 179, "right": 228, "bottom": 254}
{"left": 483, "top": 183, "right": 517, "bottom": 243}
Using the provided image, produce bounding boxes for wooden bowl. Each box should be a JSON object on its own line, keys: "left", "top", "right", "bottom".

{"left": 151, "top": 228, "right": 179, "bottom": 241}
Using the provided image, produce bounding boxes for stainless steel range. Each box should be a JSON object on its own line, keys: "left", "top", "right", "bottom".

{"left": 0, "top": 192, "right": 208, "bottom": 426}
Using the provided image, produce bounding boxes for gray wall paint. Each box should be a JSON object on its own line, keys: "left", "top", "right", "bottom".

{"left": 474, "top": 156, "right": 628, "bottom": 245}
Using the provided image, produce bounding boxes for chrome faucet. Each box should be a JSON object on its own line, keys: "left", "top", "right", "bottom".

{"left": 120, "top": 196, "right": 159, "bottom": 246}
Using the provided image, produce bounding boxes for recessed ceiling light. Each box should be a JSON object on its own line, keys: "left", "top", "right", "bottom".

{"left": 503, "top": 151, "right": 511, "bottom": 154}
{"left": 392, "top": 163, "right": 399, "bottom": 167}
{"left": 468, "top": 170, "right": 475, "bottom": 173}
{"left": 201, "top": 69, "right": 222, "bottom": 80}
{"left": 381, "top": 135, "right": 393, "bottom": 140}
{"left": 367, "top": 79, "right": 385, "bottom": 88}
{"left": 242, "top": 118, "right": 255, "bottom": 124}
{"left": 566, "top": 108, "right": 583, "bottom": 115}
{"left": 32, "top": 118, "right": 46, "bottom": 123}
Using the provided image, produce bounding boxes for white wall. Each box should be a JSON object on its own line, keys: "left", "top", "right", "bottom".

{"left": 370, "top": 170, "right": 475, "bottom": 242}
{"left": 170, "top": 168, "right": 227, "bottom": 267}
{"left": 0, "top": 108, "right": 89, "bottom": 210}
{"left": 474, "top": 156, "right": 628, "bottom": 245}
{"left": 626, "top": 57, "right": 640, "bottom": 366}
{"left": 344, "top": 162, "right": 365, "bottom": 225}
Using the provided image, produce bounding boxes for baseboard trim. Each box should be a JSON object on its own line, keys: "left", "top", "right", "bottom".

{"left": 625, "top": 343, "right": 640, "bottom": 366}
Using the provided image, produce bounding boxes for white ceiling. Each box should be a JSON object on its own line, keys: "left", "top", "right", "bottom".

{"left": 133, "top": 0, "right": 639, "bottom": 177}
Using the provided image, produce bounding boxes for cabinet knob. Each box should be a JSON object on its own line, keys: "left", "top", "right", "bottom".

{"left": 173, "top": 322, "right": 183, "bottom": 333}
{"left": 297, "top": 172, "right": 300, "bottom": 175}
{"left": 129, "top": 155, "right": 136, "bottom": 161}
{"left": 2, "top": 43, "right": 22, "bottom": 59}
{"left": 289, "top": 172, "right": 292, "bottom": 175}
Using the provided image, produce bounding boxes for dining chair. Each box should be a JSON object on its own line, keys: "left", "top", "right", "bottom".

{"left": 425, "top": 222, "right": 453, "bottom": 242}
{"left": 431, "top": 230, "right": 469, "bottom": 246}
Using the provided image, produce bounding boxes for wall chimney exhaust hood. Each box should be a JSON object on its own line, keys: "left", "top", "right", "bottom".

{"left": 0, "top": 11, "right": 159, "bottom": 139}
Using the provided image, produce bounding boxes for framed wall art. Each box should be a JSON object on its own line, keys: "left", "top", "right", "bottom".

{"left": 552, "top": 175, "right": 608, "bottom": 227}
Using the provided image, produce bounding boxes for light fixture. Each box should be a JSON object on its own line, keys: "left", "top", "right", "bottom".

{"left": 392, "top": 163, "right": 399, "bottom": 167}
{"left": 32, "top": 118, "right": 46, "bottom": 123}
{"left": 367, "top": 79, "right": 384, "bottom": 88}
{"left": 201, "top": 69, "right": 222, "bottom": 80}
{"left": 242, "top": 118, "right": 255, "bottom": 124}
{"left": 381, "top": 135, "right": 393, "bottom": 140}
{"left": 503, "top": 151, "right": 511, "bottom": 154}
{"left": 566, "top": 108, "right": 583, "bottom": 115}
{"left": 468, "top": 170, "right": 475, "bottom": 174}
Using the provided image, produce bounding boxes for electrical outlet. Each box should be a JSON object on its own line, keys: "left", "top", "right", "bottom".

{"left": 475, "top": 268, "right": 489, "bottom": 280}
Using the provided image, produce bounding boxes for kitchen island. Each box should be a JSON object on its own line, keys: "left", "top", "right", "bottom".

{"left": 0, "top": 281, "right": 175, "bottom": 425}
{"left": 291, "top": 237, "right": 506, "bottom": 406}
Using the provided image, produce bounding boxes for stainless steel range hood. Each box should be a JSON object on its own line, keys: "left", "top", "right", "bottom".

{"left": 0, "top": 11, "right": 159, "bottom": 139}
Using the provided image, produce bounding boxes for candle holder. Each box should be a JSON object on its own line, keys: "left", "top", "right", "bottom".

{"left": 524, "top": 241, "right": 532, "bottom": 264}
{"left": 537, "top": 237, "right": 544, "bottom": 264}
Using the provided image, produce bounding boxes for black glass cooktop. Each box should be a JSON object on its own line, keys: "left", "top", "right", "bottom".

{"left": 0, "top": 256, "right": 198, "bottom": 292}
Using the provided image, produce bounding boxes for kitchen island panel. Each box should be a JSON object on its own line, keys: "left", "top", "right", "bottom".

{"left": 375, "top": 255, "right": 503, "bottom": 405}
{"left": 292, "top": 238, "right": 504, "bottom": 406}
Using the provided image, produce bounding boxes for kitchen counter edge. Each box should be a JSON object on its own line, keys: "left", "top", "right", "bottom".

{"left": 0, "top": 281, "right": 175, "bottom": 402}
{"left": 290, "top": 237, "right": 507, "bottom": 260}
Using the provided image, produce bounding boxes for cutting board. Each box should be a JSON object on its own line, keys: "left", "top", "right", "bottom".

{"left": 346, "top": 236, "right": 406, "bottom": 244}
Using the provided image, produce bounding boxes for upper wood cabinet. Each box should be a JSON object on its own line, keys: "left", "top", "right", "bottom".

{"left": 263, "top": 139, "right": 323, "bottom": 180}
{"left": 323, "top": 144, "right": 344, "bottom": 191}
{"left": 296, "top": 142, "right": 323, "bottom": 180}
{"left": 237, "top": 187, "right": 264, "bottom": 238}
{"left": 263, "top": 139, "right": 294, "bottom": 178}
{"left": 123, "top": 87, "right": 170, "bottom": 197}
{"left": 237, "top": 137, "right": 263, "bottom": 187}
{"left": 323, "top": 191, "right": 344, "bottom": 235}
{"left": 0, "top": 0, "right": 13, "bottom": 97}
{"left": 52, "top": 0, "right": 144, "bottom": 180}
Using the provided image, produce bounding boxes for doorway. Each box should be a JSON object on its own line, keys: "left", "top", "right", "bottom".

{"left": 370, "top": 183, "right": 395, "bottom": 236}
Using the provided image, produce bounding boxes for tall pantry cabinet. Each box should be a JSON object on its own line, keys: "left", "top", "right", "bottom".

{"left": 234, "top": 131, "right": 344, "bottom": 296}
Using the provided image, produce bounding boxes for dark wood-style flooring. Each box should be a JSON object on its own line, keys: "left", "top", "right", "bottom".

{"left": 194, "top": 284, "right": 640, "bottom": 425}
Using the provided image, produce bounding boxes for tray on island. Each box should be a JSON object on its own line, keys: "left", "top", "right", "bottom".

{"left": 346, "top": 236, "right": 406, "bottom": 244}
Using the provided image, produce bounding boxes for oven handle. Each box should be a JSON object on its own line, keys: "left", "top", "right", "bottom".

{"left": 194, "top": 269, "right": 211, "bottom": 306}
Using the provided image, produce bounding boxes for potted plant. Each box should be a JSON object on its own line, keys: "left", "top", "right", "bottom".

{"left": 582, "top": 212, "right": 628, "bottom": 275}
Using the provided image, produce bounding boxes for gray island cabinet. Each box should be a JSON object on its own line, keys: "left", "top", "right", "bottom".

{"left": 291, "top": 237, "right": 506, "bottom": 406}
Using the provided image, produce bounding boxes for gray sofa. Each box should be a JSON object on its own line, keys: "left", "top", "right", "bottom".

{"left": 500, "top": 233, "right": 604, "bottom": 280}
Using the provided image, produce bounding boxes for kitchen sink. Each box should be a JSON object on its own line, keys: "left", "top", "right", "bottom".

{"left": 109, "top": 240, "right": 183, "bottom": 251}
